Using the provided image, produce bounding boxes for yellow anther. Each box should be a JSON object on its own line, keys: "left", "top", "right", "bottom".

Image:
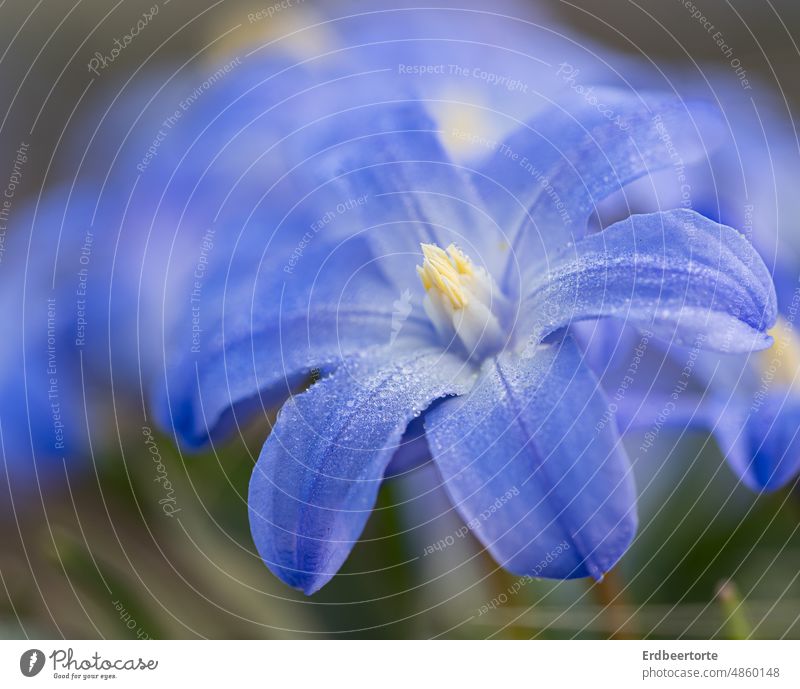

{"left": 446, "top": 243, "right": 474, "bottom": 276}
{"left": 417, "top": 243, "right": 475, "bottom": 309}
{"left": 416, "top": 264, "right": 432, "bottom": 291}
{"left": 757, "top": 318, "right": 800, "bottom": 390}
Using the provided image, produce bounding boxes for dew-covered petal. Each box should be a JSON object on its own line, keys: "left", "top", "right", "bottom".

{"left": 424, "top": 337, "right": 637, "bottom": 580}
{"left": 248, "top": 347, "right": 475, "bottom": 594}
{"left": 523, "top": 209, "right": 777, "bottom": 353}
{"left": 476, "top": 92, "right": 723, "bottom": 285}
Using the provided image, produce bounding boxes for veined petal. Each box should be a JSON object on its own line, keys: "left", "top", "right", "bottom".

{"left": 316, "top": 100, "right": 502, "bottom": 287}
{"left": 155, "top": 235, "right": 435, "bottom": 448}
{"left": 523, "top": 209, "right": 777, "bottom": 353}
{"left": 248, "top": 347, "right": 475, "bottom": 594}
{"left": 425, "top": 337, "right": 637, "bottom": 580}
{"left": 477, "top": 92, "right": 723, "bottom": 284}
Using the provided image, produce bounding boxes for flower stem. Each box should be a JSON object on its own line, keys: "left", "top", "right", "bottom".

{"left": 592, "top": 568, "right": 637, "bottom": 639}
{"left": 715, "top": 579, "right": 752, "bottom": 640}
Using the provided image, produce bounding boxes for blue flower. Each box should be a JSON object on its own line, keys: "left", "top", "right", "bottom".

{"left": 156, "top": 92, "right": 776, "bottom": 594}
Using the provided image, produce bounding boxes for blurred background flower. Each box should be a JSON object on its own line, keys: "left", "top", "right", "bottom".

{"left": 1, "top": 0, "right": 799, "bottom": 639}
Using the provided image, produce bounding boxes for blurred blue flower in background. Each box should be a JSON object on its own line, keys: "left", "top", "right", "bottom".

{"left": 0, "top": 186, "right": 103, "bottom": 487}
{"left": 153, "top": 90, "right": 777, "bottom": 594}
{"left": 578, "top": 69, "right": 800, "bottom": 494}
{"left": 144, "top": 0, "right": 623, "bottom": 447}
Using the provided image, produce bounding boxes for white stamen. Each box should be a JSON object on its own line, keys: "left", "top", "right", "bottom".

{"left": 417, "top": 243, "right": 506, "bottom": 361}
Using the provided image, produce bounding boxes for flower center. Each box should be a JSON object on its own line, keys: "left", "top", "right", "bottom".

{"left": 416, "top": 243, "right": 507, "bottom": 362}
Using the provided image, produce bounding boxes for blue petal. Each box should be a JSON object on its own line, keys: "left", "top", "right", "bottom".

{"left": 424, "top": 337, "right": 637, "bottom": 579}
{"left": 476, "top": 92, "right": 723, "bottom": 284}
{"left": 578, "top": 307, "right": 800, "bottom": 492}
{"left": 522, "top": 209, "right": 777, "bottom": 353}
{"left": 615, "top": 385, "right": 800, "bottom": 493}
{"left": 712, "top": 391, "right": 800, "bottom": 492}
{"left": 315, "top": 100, "right": 503, "bottom": 287}
{"left": 248, "top": 347, "right": 474, "bottom": 594}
